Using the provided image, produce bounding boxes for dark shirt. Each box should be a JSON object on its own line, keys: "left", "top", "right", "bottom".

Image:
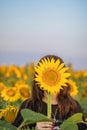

{"left": 13, "top": 99, "right": 87, "bottom": 130}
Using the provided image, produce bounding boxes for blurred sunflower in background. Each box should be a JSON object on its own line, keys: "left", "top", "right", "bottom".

{"left": 68, "top": 79, "right": 78, "bottom": 97}
{"left": 16, "top": 83, "right": 31, "bottom": 101}
{"left": 0, "top": 82, "right": 6, "bottom": 93}
{"left": 0, "top": 105, "right": 18, "bottom": 123}
{"left": 1, "top": 87, "right": 20, "bottom": 102}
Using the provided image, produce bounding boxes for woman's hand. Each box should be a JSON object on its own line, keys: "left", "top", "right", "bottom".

{"left": 35, "top": 122, "right": 53, "bottom": 130}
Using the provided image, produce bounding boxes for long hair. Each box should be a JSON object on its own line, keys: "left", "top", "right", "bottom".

{"left": 27, "top": 55, "right": 82, "bottom": 119}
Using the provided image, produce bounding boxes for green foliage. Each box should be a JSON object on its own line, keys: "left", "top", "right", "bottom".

{"left": 20, "top": 109, "right": 52, "bottom": 126}
{"left": 0, "top": 120, "right": 17, "bottom": 130}
{"left": 0, "top": 110, "right": 84, "bottom": 130}
{"left": 19, "top": 109, "right": 83, "bottom": 130}
{"left": 60, "top": 113, "right": 83, "bottom": 130}
{"left": 61, "top": 124, "right": 78, "bottom": 130}
{"left": 73, "top": 77, "right": 87, "bottom": 114}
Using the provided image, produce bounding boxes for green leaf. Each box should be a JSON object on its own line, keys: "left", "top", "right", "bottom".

{"left": 21, "top": 109, "right": 52, "bottom": 125}
{"left": 60, "top": 113, "right": 83, "bottom": 130}
{"left": 61, "top": 123, "right": 78, "bottom": 130}
{"left": 0, "top": 120, "right": 17, "bottom": 130}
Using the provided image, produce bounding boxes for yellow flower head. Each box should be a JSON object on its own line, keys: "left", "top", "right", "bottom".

{"left": 5, "top": 64, "right": 21, "bottom": 78}
{"left": 68, "top": 79, "right": 78, "bottom": 97}
{"left": 0, "top": 105, "right": 19, "bottom": 123}
{"left": 0, "top": 82, "right": 6, "bottom": 92}
{"left": 0, "top": 109, "right": 3, "bottom": 119}
{"left": 17, "top": 84, "right": 31, "bottom": 101}
{"left": 1, "top": 87, "right": 20, "bottom": 102}
{"left": 34, "top": 57, "right": 71, "bottom": 94}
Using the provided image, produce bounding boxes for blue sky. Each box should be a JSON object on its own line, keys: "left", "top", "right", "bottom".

{"left": 0, "top": 0, "right": 87, "bottom": 70}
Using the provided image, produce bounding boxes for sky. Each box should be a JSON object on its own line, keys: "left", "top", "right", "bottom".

{"left": 0, "top": 0, "right": 87, "bottom": 70}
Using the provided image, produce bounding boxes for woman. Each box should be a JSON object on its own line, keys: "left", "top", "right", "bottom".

{"left": 13, "top": 55, "right": 87, "bottom": 130}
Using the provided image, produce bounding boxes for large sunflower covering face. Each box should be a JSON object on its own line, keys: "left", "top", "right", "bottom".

{"left": 34, "top": 57, "right": 71, "bottom": 94}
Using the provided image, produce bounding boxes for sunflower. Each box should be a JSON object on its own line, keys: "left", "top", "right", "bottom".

{"left": 17, "top": 84, "right": 31, "bottom": 101}
{"left": 1, "top": 87, "right": 20, "bottom": 102}
{"left": 5, "top": 64, "right": 21, "bottom": 78}
{"left": 34, "top": 58, "right": 71, "bottom": 94}
{"left": 0, "top": 82, "right": 6, "bottom": 92}
{"left": 68, "top": 79, "right": 78, "bottom": 96}
{"left": 0, "top": 105, "right": 19, "bottom": 123}
{"left": 0, "top": 109, "right": 3, "bottom": 119}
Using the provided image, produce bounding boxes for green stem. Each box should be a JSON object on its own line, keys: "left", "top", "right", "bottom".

{"left": 47, "top": 93, "right": 52, "bottom": 118}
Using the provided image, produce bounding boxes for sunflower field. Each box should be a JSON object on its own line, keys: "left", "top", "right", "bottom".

{"left": 0, "top": 62, "right": 87, "bottom": 130}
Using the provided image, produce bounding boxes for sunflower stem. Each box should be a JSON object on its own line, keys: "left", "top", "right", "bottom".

{"left": 47, "top": 93, "right": 51, "bottom": 118}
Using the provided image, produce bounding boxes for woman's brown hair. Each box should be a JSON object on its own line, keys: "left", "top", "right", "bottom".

{"left": 27, "top": 55, "right": 82, "bottom": 119}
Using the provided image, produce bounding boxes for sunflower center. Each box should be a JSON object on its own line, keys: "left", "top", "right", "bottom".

{"left": 20, "top": 88, "right": 30, "bottom": 97}
{"left": 42, "top": 69, "right": 59, "bottom": 86}
{"left": 7, "top": 89, "right": 16, "bottom": 97}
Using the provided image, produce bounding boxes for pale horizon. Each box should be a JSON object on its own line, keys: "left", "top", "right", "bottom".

{"left": 0, "top": 0, "right": 87, "bottom": 70}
